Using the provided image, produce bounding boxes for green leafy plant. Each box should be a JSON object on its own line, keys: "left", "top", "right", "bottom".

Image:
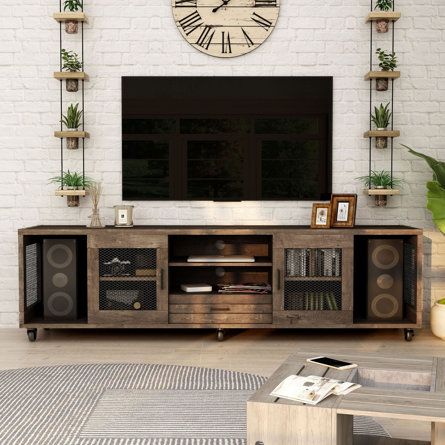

{"left": 61, "top": 103, "right": 83, "bottom": 129}
{"left": 404, "top": 145, "right": 445, "bottom": 234}
{"left": 356, "top": 170, "right": 403, "bottom": 189}
{"left": 375, "top": 0, "right": 393, "bottom": 11}
{"left": 376, "top": 48, "right": 397, "bottom": 71}
{"left": 64, "top": 0, "right": 83, "bottom": 12}
{"left": 371, "top": 103, "right": 391, "bottom": 129}
{"left": 61, "top": 49, "right": 82, "bottom": 72}
{"left": 49, "top": 170, "right": 92, "bottom": 189}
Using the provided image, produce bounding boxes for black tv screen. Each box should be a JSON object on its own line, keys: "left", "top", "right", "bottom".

{"left": 122, "top": 76, "right": 332, "bottom": 201}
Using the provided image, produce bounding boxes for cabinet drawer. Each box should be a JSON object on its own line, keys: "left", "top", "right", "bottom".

{"left": 169, "top": 294, "right": 272, "bottom": 305}
{"left": 169, "top": 303, "right": 272, "bottom": 314}
{"left": 169, "top": 313, "right": 272, "bottom": 324}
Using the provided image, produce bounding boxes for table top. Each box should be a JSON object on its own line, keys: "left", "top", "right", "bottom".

{"left": 248, "top": 351, "right": 445, "bottom": 422}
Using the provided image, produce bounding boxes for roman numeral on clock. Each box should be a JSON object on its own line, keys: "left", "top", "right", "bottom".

{"left": 254, "top": 0, "right": 277, "bottom": 6}
{"left": 241, "top": 28, "right": 254, "bottom": 47}
{"left": 178, "top": 10, "right": 203, "bottom": 35}
{"left": 251, "top": 12, "right": 272, "bottom": 30}
{"left": 196, "top": 26, "right": 215, "bottom": 50}
{"left": 221, "top": 31, "right": 232, "bottom": 54}
{"left": 175, "top": 0, "right": 197, "bottom": 7}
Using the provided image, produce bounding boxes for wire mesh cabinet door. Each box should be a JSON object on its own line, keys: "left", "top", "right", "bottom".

{"left": 273, "top": 234, "right": 353, "bottom": 327}
{"left": 88, "top": 233, "right": 168, "bottom": 325}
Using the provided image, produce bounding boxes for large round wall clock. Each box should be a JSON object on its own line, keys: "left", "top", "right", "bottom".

{"left": 172, "top": 0, "right": 280, "bottom": 58}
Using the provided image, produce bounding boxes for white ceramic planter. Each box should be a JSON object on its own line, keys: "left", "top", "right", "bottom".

{"left": 431, "top": 302, "right": 445, "bottom": 340}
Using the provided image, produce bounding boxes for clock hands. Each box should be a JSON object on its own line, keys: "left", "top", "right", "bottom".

{"left": 212, "top": 0, "right": 231, "bottom": 13}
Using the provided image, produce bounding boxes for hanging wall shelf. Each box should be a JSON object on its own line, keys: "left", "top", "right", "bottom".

{"left": 364, "top": 130, "right": 400, "bottom": 138}
{"left": 54, "top": 131, "right": 90, "bottom": 139}
{"left": 365, "top": 71, "right": 400, "bottom": 80}
{"left": 53, "top": 72, "right": 88, "bottom": 80}
{"left": 55, "top": 189, "right": 87, "bottom": 197}
{"left": 366, "top": 11, "right": 401, "bottom": 22}
{"left": 366, "top": 189, "right": 400, "bottom": 196}
{"left": 53, "top": 12, "right": 87, "bottom": 23}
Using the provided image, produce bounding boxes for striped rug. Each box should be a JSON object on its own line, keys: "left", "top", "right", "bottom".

{"left": 0, "top": 363, "right": 389, "bottom": 445}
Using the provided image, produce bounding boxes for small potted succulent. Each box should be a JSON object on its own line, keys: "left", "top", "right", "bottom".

{"left": 431, "top": 298, "right": 445, "bottom": 340}
{"left": 64, "top": 0, "right": 83, "bottom": 34}
{"left": 49, "top": 170, "right": 92, "bottom": 207}
{"left": 374, "top": 0, "right": 393, "bottom": 33}
{"left": 375, "top": 48, "right": 397, "bottom": 91}
{"left": 371, "top": 102, "right": 391, "bottom": 149}
{"left": 61, "top": 103, "right": 83, "bottom": 149}
{"left": 61, "top": 49, "right": 82, "bottom": 92}
{"left": 356, "top": 170, "right": 402, "bottom": 207}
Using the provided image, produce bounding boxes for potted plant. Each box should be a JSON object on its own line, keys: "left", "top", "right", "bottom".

{"left": 371, "top": 102, "right": 391, "bottom": 149}
{"left": 49, "top": 170, "right": 92, "bottom": 207}
{"left": 63, "top": 0, "right": 83, "bottom": 34}
{"left": 356, "top": 170, "right": 402, "bottom": 207}
{"left": 375, "top": 48, "right": 397, "bottom": 91}
{"left": 61, "top": 103, "right": 83, "bottom": 149}
{"left": 404, "top": 145, "right": 445, "bottom": 234}
{"left": 431, "top": 298, "right": 445, "bottom": 340}
{"left": 61, "top": 49, "right": 82, "bottom": 92}
{"left": 374, "top": 0, "right": 393, "bottom": 33}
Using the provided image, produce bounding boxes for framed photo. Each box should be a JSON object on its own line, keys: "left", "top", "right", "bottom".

{"left": 330, "top": 194, "right": 357, "bottom": 228}
{"left": 311, "top": 203, "right": 331, "bottom": 229}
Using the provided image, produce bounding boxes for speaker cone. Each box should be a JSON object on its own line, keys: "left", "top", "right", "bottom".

{"left": 371, "top": 244, "right": 400, "bottom": 270}
{"left": 47, "top": 292, "right": 74, "bottom": 317}
{"left": 46, "top": 244, "right": 73, "bottom": 269}
{"left": 370, "top": 293, "right": 399, "bottom": 319}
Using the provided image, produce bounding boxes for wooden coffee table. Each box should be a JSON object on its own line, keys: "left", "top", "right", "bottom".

{"left": 247, "top": 352, "right": 445, "bottom": 445}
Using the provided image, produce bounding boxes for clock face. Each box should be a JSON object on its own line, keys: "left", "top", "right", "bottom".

{"left": 172, "top": 0, "right": 280, "bottom": 58}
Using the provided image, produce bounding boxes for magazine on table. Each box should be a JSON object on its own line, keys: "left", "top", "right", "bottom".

{"left": 270, "top": 374, "right": 361, "bottom": 405}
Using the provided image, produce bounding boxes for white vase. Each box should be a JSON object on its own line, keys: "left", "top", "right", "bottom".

{"left": 431, "top": 302, "right": 445, "bottom": 340}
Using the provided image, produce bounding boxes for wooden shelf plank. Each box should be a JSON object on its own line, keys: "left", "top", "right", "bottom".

{"left": 55, "top": 189, "right": 86, "bottom": 197}
{"left": 285, "top": 276, "right": 342, "bottom": 281}
{"left": 365, "top": 71, "right": 401, "bottom": 80}
{"left": 364, "top": 130, "right": 400, "bottom": 138}
{"left": 53, "top": 12, "right": 87, "bottom": 22}
{"left": 53, "top": 71, "right": 88, "bottom": 80}
{"left": 169, "top": 261, "right": 272, "bottom": 267}
{"left": 366, "top": 11, "right": 401, "bottom": 22}
{"left": 99, "top": 276, "right": 156, "bottom": 282}
{"left": 54, "top": 131, "right": 90, "bottom": 138}
{"left": 366, "top": 189, "right": 401, "bottom": 196}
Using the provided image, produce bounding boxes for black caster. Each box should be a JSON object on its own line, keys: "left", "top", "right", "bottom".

{"left": 217, "top": 329, "right": 225, "bottom": 342}
{"left": 404, "top": 328, "right": 415, "bottom": 342}
{"left": 27, "top": 329, "right": 37, "bottom": 342}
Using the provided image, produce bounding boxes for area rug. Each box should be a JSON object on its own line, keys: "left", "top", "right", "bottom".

{"left": 0, "top": 363, "right": 389, "bottom": 445}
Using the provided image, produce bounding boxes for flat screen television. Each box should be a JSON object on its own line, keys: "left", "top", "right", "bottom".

{"left": 122, "top": 76, "right": 332, "bottom": 201}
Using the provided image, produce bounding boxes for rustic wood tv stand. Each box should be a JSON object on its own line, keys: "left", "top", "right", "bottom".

{"left": 18, "top": 225, "right": 423, "bottom": 342}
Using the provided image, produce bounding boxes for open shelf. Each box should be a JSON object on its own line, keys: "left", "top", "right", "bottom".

{"left": 169, "top": 258, "right": 272, "bottom": 267}
{"left": 285, "top": 276, "right": 342, "bottom": 282}
{"left": 366, "top": 189, "right": 400, "bottom": 196}
{"left": 366, "top": 11, "right": 401, "bottom": 22}
{"left": 54, "top": 131, "right": 90, "bottom": 139}
{"left": 364, "top": 130, "right": 400, "bottom": 138}
{"left": 53, "top": 72, "right": 88, "bottom": 80}
{"left": 55, "top": 189, "right": 86, "bottom": 197}
{"left": 53, "top": 12, "right": 87, "bottom": 22}
{"left": 100, "top": 276, "right": 156, "bottom": 282}
{"left": 365, "top": 71, "right": 400, "bottom": 80}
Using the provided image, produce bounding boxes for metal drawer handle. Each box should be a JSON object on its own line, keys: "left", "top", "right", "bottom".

{"left": 160, "top": 269, "right": 165, "bottom": 290}
{"left": 277, "top": 269, "right": 281, "bottom": 290}
{"left": 210, "top": 307, "right": 230, "bottom": 312}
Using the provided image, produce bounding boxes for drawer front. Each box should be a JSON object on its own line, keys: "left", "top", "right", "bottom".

{"left": 169, "top": 303, "right": 272, "bottom": 314}
{"left": 169, "top": 294, "right": 272, "bottom": 305}
{"left": 169, "top": 313, "right": 272, "bottom": 324}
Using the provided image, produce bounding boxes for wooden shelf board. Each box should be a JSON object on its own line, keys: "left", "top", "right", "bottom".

{"left": 364, "top": 130, "right": 400, "bottom": 138}
{"left": 365, "top": 71, "right": 401, "bottom": 80}
{"left": 99, "top": 276, "right": 156, "bottom": 282}
{"left": 53, "top": 12, "right": 87, "bottom": 22}
{"left": 366, "top": 189, "right": 401, "bottom": 196}
{"left": 53, "top": 72, "right": 88, "bottom": 80}
{"left": 285, "top": 276, "right": 342, "bottom": 282}
{"left": 54, "top": 131, "right": 89, "bottom": 138}
{"left": 55, "top": 189, "right": 86, "bottom": 197}
{"left": 169, "top": 261, "right": 272, "bottom": 267}
{"left": 169, "top": 292, "right": 272, "bottom": 298}
{"left": 366, "top": 11, "right": 401, "bottom": 22}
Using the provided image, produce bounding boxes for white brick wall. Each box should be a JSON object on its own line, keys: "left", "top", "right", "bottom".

{"left": 0, "top": 0, "right": 444, "bottom": 327}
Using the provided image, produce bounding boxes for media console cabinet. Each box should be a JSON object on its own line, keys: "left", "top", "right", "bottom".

{"left": 18, "top": 225, "right": 423, "bottom": 342}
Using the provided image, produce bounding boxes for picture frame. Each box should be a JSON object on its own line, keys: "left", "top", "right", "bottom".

{"left": 330, "top": 194, "right": 357, "bottom": 228}
{"left": 310, "top": 203, "right": 331, "bottom": 229}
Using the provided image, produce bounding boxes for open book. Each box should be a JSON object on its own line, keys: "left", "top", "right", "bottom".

{"left": 270, "top": 375, "right": 361, "bottom": 406}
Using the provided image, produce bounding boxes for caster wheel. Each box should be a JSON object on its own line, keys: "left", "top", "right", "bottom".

{"left": 217, "top": 329, "right": 225, "bottom": 342}
{"left": 404, "top": 329, "right": 414, "bottom": 342}
{"left": 27, "top": 329, "right": 37, "bottom": 342}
